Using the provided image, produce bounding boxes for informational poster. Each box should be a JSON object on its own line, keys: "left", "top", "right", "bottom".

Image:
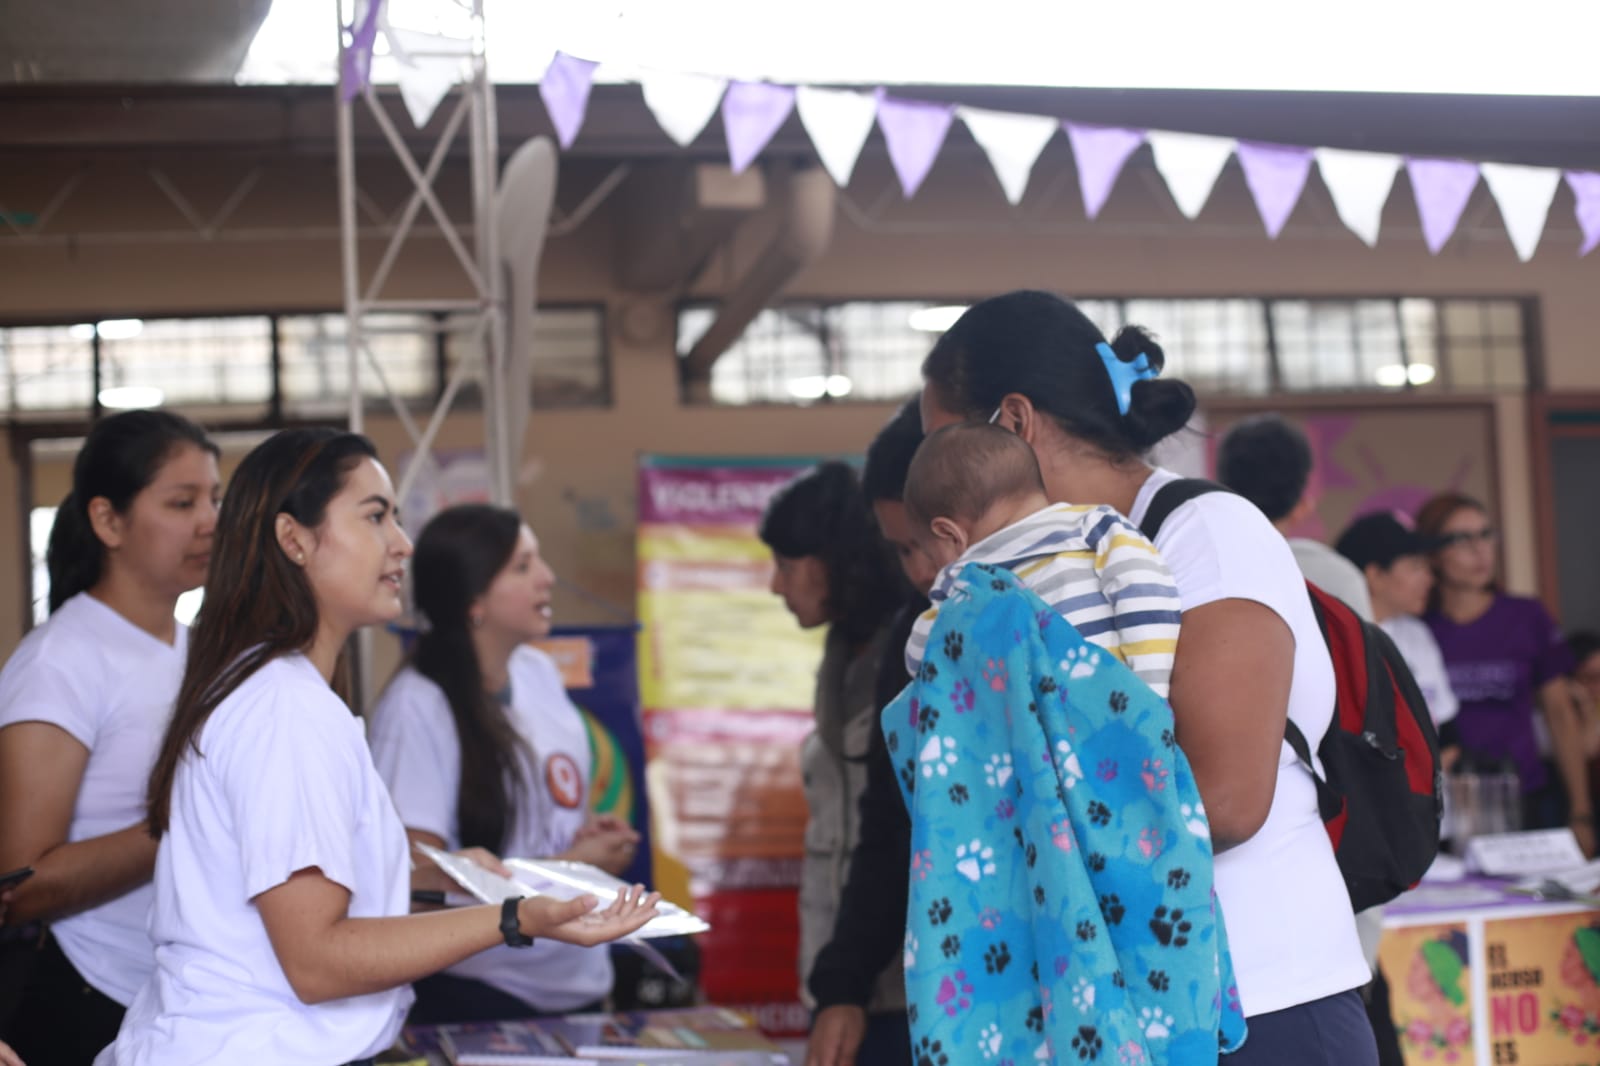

{"left": 1380, "top": 922, "right": 1474, "bottom": 1065}
{"left": 1482, "top": 912, "right": 1600, "bottom": 1066}
{"left": 636, "top": 456, "right": 827, "bottom": 1035}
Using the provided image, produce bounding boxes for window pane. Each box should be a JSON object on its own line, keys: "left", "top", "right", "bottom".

{"left": 98, "top": 317, "right": 272, "bottom": 408}
{"left": 279, "top": 313, "right": 436, "bottom": 416}
{"left": 1, "top": 326, "right": 94, "bottom": 412}
{"left": 828, "top": 301, "right": 934, "bottom": 402}
{"left": 1125, "top": 299, "right": 1270, "bottom": 394}
{"left": 690, "top": 305, "right": 830, "bottom": 405}
{"left": 443, "top": 307, "right": 609, "bottom": 409}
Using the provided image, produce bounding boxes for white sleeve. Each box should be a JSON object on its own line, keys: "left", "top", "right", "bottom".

{"left": 367, "top": 674, "right": 461, "bottom": 846}
{"left": 1153, "top": 493, "right": 1309, "bottom": 629}
{"left": 218, "top": 689, "right": 372, "bottom": 899}
{"left": 1418, "top": 627, "right": 1460, "bottom": 727}
{"left": 0, "top": 646, "right": 101, "bottom": 749}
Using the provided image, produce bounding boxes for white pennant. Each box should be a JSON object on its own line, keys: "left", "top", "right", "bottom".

{"left": 640, "top": 69, "right": 728, "bottom": 147}
{"left": 1481, "top": 162, "right": 1563, "bottom": 262}
{"left": 1146, "top": 131, "right": 1235, "bottom": 219}
{"left": 383, "top": 26, "right": 471, "bottom": 129}
{"left": 1314, "top": 148, "right": 1401, "bottom": 247}
{"left": 957, "top": 106, "right": 1058, "bottom": 205}
{"left": 795, "top": 86, "right": 878, "bottom": 187}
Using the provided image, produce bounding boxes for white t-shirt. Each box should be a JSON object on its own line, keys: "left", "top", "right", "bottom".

{"left": 1380, "top": 615, "right": 1460, "bottom": 727}
{"left": 1290, "top": 539, "right": 1375, "bottom": 622}
{"left": 98, "top": 654, "right": 413, "bottom": 1066}
{"left": 1130, "top": 470, "right": 1371, "bottom": 1017}
{"left": 0, "top": 593, "right": 185, "bottom": 1006}
{"left": 368, "top": 645, "right": 611, "bottom": 1011}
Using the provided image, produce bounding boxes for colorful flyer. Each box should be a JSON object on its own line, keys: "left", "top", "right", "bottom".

{"left": 1379, "top": 921, "right": 1474, "bottom": 1065}
{"left": 1483, "top": 911, "right": 1600, "bottom": 1066}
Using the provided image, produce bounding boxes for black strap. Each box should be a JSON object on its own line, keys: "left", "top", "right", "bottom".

{"left": 1285, "top": 719, "right": 1343, "bottom": 822}
{"left": 1138, "top": 478, "right": 1232, "bottom": 540}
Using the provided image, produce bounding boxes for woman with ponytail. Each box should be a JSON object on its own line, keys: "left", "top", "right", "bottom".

{"left": 0, "top": 411, "right": 219, "bottom": 1065}
{"left": 368, "top": 504, "right": 642, "bottom": 1023}
{"left": 103, "top": 431, "right": 655, "bottom": 1066}
{"left": 919, "top": 291, "right": 1376, "bottom": 1063}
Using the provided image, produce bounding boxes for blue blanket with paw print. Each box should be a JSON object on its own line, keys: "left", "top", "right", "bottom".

{"left": 883, "top": 563, "right": 1246, "bottom": 1065}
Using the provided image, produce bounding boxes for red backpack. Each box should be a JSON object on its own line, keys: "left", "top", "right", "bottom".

{"left": 1142, "top": 479, "right": 1444, "bottom": 912}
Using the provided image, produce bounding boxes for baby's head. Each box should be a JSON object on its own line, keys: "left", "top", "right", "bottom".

{"left": 903, "top": 422, "right": 1051, "bottom": 568}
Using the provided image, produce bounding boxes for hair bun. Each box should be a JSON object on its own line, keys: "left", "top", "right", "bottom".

{"left": 1109, "top": 325, "right": 1166, "bottom": 375}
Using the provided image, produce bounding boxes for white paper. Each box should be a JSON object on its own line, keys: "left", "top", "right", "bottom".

{"left": 795, "top": 86, "right": 878, "bottom": 188}
{"left": 1315, "top": 148, "right": 1401, "bottom": 247}
{"left": 957, "top": 106, "right": 1058, "bottom": 205}
{"left": 1464, "top": 828, "right": 1587, "bottom": 878}
{"left": 1481, "top": 162, "right": 1563, "bottom": 262}
{"left": 1147, "top": 130, "right": 1235, "bottom": 219}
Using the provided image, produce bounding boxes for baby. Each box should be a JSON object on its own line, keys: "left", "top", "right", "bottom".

{"left": 902, "top": 421, "right": 1181, "bottom": 696}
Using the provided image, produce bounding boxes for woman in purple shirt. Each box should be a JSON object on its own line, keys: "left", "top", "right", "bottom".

{"left": 1417, "top": 492, "right": 1592, "bottom": 854}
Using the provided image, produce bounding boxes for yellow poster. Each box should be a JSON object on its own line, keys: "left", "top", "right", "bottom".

{"left": 1380, "top": 922, "right": 1474, "bottom": 1065}
{"left": 1483, "top": 911, "right": 1600, "bottom": 1066}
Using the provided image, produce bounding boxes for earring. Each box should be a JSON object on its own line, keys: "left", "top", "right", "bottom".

{"left": 296, "top": 553, "right": 305, "bottom": 564}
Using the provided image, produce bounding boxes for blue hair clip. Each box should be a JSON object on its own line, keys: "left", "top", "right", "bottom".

{"left": 1096, "top": 341, "right": 1158, "bottom": 416}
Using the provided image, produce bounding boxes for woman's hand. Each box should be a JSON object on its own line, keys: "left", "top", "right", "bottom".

{"left": 560, "top": 816, "right": 641, "bottom": 875}
{"left": 0, "top": 1037, "right": 26, "bottom": 1066}
{"left": 518, "top": 884, "right": 660, "bottom": 947}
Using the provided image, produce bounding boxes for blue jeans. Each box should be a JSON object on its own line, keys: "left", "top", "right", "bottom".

{"left": 1224, "top": 990, "right": 1379, "bottom": 1066}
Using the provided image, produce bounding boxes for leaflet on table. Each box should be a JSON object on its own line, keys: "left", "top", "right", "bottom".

{"left": 440, "top": 1021, "right": 599, "bottom": 1065}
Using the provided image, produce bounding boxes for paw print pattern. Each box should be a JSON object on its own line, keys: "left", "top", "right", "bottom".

{"left": 1075, "top": 919, "right": 1098, "bottom": 942}
{"left": 918, "top": 705, "right": 941, "bottom": 735}
{"left": 955, "top": 839, "right": 997, "bottom": 882}
{"left": 1160, "top": 727, "right": 1176, "bottom": 750}
{"left": 1087, "top": 852, "right": 1106, "bottom": 873}
{"left": 1060, "top": 646, "right": 1101, "bottom": 679}
{"left": 984, "top": 941, "right": 1012, "bottom": 974}
{"left": 1098, "top": 893, "right": 1125, "bottom": 926}
{"left": 947, "top": 783, "right": 970, "bottom": 805}
{"left": 928, "top": 897, "right": 952, "bottom": 925}
{"left": 979, "top": 907, "right": 1003, "bottom": 930}
{"left": 1108, "top": 690, "right": 1129, "bottom": 713}
{"left": 985, "top": 753, "right": 1014, "bottom": 789}
{"left": 1139, "top": 758, "right": 1169, "bottom": 792}
{"left": 1055, "top": 738, "right": 1085, "bottom": 788}
{"left": 1033, "top": 884, "right": 1047, "bottom": 907}
{"left": 1111, "top": 970, "right": 1126, "bottom": 989}
{"left": 995, "top": 797, "right": 1016, "bottom": 819}
{"left": 904, "top": 931, "right": 919, "bottom": 970}
{"left": 1026, "top": 1006, "right": 1045, "bottom": 1034}
{"left": 1179, "top": 801, "right": 1209, "bottom": 838}
{"left": 887, "top": 731, "right": 899, "bottom": 754}
{"left": 1137, "top": 827, "right": 1165, "bottom": 860}
{"left": 1086, "top": 800, "right": 1112, "bottom": 827}
{"left": 1071, "top": 1026, "right": 1103, "bottom": 1061}
{"left": 1038, "top": 675, "right": 1058, "bottom": 694}
{"left": 1147, "top": 969, "right": 1170, "bottom": 993}
{"left": 941, "top": 933, "right": 961, "bottom": 959}
{"left": 899, "top": 759, "right": 917, "bottom": 793}
{"left": 1095, "top": 758, "right": 1118, "bottom": 782}
{"left": 979, "top": 1023, "right": 1003, "bottom": 1060}
{"left": 1049, "top": 818, "right": 1073, "bottom": 854}
{"left": 981, "top": 657, "right": 1009, "bottom": 692}
{"left": 918, "top": 659, "right": 939, "bottom": 682}
{"left": 1118, "top": 1043, "right": 1147, "bottom": 1066}
{"left": 919, "top": 735, "right": 958, "bottom": 778}
{"left": 916, "top": 1035, "right": 950, "bottom": 1066}
{"left": 1149, "top": 906, "right": 1192, "bottom": 948}
{"left": 1071, "top": 977, "right": 1096, "bottom": 1011}
{"left": 1166, "top": 867, "right": 1191, "bottom": 890}
{"left": 943, "top": 630, "right": 964, "bottom": 662}
{"left": 951, "top": 678, "right": 976, "bottom": 713}
{"left": 910, "top": 849, "right": 934, "bottom": 881}
{"left": 936, "top": 971, "right": 974, "bottom": 1017}
{"left": 1139, "top": 1007, "right": 1174, "bottom": 1040}
{"left": 1026, "top": 841, "right": 1039, "bottom": 867}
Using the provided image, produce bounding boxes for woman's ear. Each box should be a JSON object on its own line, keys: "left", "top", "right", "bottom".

{"left": 996, "top": 392, "right": 1042, "bottom": 443}
{"left": 86, "top": 496, "right": 123, "bottom": 551}
{"left": 275, "top": 513, "right": 309, "bottom": 567}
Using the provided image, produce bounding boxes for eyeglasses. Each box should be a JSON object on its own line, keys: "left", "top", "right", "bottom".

{"left": 1437, "top": 527, "right": 1496, "bottom": 549}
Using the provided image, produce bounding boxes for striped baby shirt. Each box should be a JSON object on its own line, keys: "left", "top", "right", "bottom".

{"left": 904, "top": 502, "right": 1182, "bottom": 697}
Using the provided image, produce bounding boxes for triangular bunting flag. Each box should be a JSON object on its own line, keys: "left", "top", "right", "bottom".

{"left": 385, "top": 25, "right": 470, "bottom": 129}
{"left": 1236, "top": 141, "right": 1314, "bottom": 238}
{"left": 1314, "top": 148, "right": 1401, "bottom": 247}
{"left": 721, "top": 81, "right": 797, "bottom": 175}
{"left": 539, "top": 52, "right": 599, "bottom": 149}
{"left": 1569, "top": 171, "right": 1600, "bottom": 257}
{"left": 1147, "top": 131, "right": 1235, "bottom": 219}
{"left": 877, "top": 92, "right": 955, "bottom": 198}
{"left": 1406, "top": 158, "right": 1481, "bottom": 254}
{"left": 1063, "top": 123, "right": 1144, "bottom": 219}
{"left": 795, "top": 86, "right": 878, "bottom": 187}
{"left": 957, "top": 106, "right": 1058, "bottom": 205}
{"left": 1481, "top": 163, "right": 1562, "bottom": 262}
{"left": 339, "top": 0, "right": 384, "bottom": 102}
{"left": 640, "top": 69, "right": 727, "bottom": 147}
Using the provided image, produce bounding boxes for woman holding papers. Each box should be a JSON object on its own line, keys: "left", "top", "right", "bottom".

{"left": 99, "top": 430, "right": 656, "bottom": 1066}
{"left": 369, "top": 502, "right": 643, "bottom": 1023}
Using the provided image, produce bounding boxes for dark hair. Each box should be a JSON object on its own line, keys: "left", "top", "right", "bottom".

{"left": 1569, "top": 631, "right": 1600, "bottom": 672}
{"left": 1216, "top": 414, "right": 1313, "bottom": 523}
{"left": 921, "top": 290, "right": 1196, "bottom": 461}
{"left": 148, "top": 429, "right": 379, "bottom": 838}
{"left": 759, "top": 461, "right": 903, "bottom": 645}
{"left": 1415, "top": 492, "right": 1493, "bottom": 612}
{"left": 47, "top": 410, "right": 218, "bottom": 613}
{"left": 905, "top": 423, "right": 1045, "bottom": 528}
{"left": 861, "top": 399, "right": 925, "bottom": 503}
{"left": 407, "top": 504, "right": 533, "bottom": 853}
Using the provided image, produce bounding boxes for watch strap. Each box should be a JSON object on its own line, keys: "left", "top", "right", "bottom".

{"left": 500, "top": 896, "right": 533, "bottom": 947}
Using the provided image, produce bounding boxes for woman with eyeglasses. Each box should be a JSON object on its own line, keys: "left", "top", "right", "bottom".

{"left": 1417, "top": 493, "right": 1592, "bottom": 853}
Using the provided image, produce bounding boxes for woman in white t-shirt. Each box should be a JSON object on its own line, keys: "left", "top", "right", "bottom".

{"left": 369, "top": 503, "right": 641, "bottom": 1023}
{"left": 0, "top": 411, "right": 220, "bottom": 1066}
{"left": 99, "top": 429, "right": 657, "bottom": 1066}
{"left": 920, "top": 291, "right": 1376, "bottom": 1064}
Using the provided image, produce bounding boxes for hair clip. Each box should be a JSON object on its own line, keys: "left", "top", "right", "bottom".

{"left": 1096, "top": 341, "right": 1158, "bottom": 416}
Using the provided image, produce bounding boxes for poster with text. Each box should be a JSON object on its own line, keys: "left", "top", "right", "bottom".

{"left": 1380, "top": 922, "right": 1474, "bottom": 1065}
{"left": 637, "top": 456, "right": 827, "bottom": 1035}
{"left": 1483, "top": 911, "right": 1600, "bottom": 1066}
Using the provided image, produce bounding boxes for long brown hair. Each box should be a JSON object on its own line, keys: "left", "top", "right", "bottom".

{"left": 147, "top": 428, "right": 379, "bottom": 838}
{"left": 1415, "top": 491, "right": 1492, "bottom": 615}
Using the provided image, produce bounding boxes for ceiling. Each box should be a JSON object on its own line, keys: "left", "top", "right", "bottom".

{"left": 3, "top": 0, "right": 273, "bottom": 83}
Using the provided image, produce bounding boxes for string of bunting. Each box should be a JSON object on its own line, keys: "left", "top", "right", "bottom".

{"left": 339, "top": 9, "right": 1599, "bottom": 260}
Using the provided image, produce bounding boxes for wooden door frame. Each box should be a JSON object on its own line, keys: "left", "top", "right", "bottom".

{"left": 1529, "top": 392, "right": 1600, "bottom": 618}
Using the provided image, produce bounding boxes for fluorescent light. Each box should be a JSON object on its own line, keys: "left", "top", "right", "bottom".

{"left": 1407, "top": 364, "right": 1437, "bottom": 386}
{"left": 68, "top": 323, "right": 96, "bottom": 341}
{"left": 826, "top": 374, "right": 853, "bottom": 397}
{"left": 784, "top": 374, "right": 854, "bottom": 400}
{"left": 95, "top": 319, "right": 144, "bottom": 340}
{"left": 908, "top": 305, "right": 969, "bottom": 333}
{"left": 98, "top": 386, "right": 165, "bottom": 409}
{"left": 1374, "top": 364, "right": 1408, "bottom": 388}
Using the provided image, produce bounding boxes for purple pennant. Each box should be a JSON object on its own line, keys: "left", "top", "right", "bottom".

{"left": 339, "top": 0, "right": 385, "bottom": 102}
{"left": 1063, "top": 123, "right": 1144, "bottom": 219}
{"left": 877, "top": 91, "right": 955, "bottom": 198}
{"left": 721, "top": 81, "right": 797, "bottom": 174}
{"left": 1406, "top": 157, "right": 1481, "bottom": 254}
{"left": 540, "top": 52, "right": 600, "bottom": 149}
{"left": 1236, "top": 141, "right": 1314, "bottom": 238}
{"left": 1568, "top": 171, "right": 1600, "bottom": 257}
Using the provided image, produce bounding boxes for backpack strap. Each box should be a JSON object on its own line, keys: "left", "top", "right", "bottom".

{"left": 1139, "top": 478, "right": 1232, "bottom": 541}
{"left": 1284, "top": 718, "right": 1344, "bottom": 823}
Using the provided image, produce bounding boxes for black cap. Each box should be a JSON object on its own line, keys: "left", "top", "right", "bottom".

{"left": 1336, "top": 512, "right": 1433, "bottom": 571}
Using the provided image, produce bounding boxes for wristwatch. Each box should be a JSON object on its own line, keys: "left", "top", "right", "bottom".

{"left": 500, "top": 897, "right": 533, "bottom": 948}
